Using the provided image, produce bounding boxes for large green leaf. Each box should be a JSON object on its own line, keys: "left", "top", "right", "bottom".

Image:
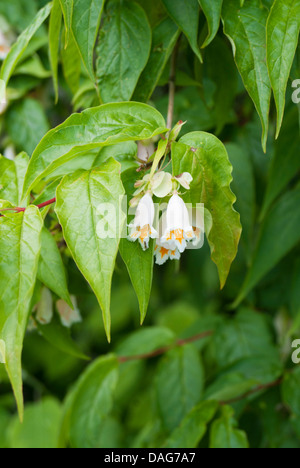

{"left": 61, "top": 355, "right": 119, "bottom": 448}
{"left": 72, "top": 0, "right": 104, "bottom": 80}
{"left": 209, "top": 406, "right": 249, "bottom": 448}
{"left": 133, "top": 17, "right": 179, "bottom": 102}
{"left": 119, "top": 167, "right": 154, "bottom": 323}
{"left": 234, "top": 186, "right": 300, "bottom": 306}
{"left": 172, "top": 134, "right": 241, "bottom": 288}
{"left": 164, "top": 401, "right": 218, "bottom": 448}
{"left": 0, "top": 3, "right": 52, "bottom": 100}
{"left": 23, "top": 102, "right": 167, "bottom": 197}
{"left": 261, "top": 107, "right": 300, "bottom": 219}
{"left": 209, "top": 308, "right": 278, "bottom": 370}
{"left": 0, "top": 206, "right": 43, "bottom": 418}
{"left": 155, "top": 344, "right": 204, "bottom": 431}
{"left": 49, "top": 0, "right": 62, "bottom": 102}
{"left": 222, "top": 0, "right": 271, "bottom": 151}
{"left": 199, "top": 0, "right": 223, "bottom": 48}
{"left": 37, "top": 227, "right": 72, "bottom": 307}
{"left": 6, "top": 98, "right": 50, "bottom": 155}
{"left": 7, "top": 398, "right": 62, "bottom": 448}
{"left": 55, "top": 159, "right": 125, "bottom": 340}
{"left": 96, "top": 0, "right": 151, "bottom": 102}
{"left": 161, "top": 0, "right": 202, "bottom": 63}
{"left": 266, "top": 0, "right": 300, "bottom": 137}
{"left": 0, "top": 153, "right": 28, "bottom": 205}
{"left": 203, "top": 37, "right": 238, "bottom": 134}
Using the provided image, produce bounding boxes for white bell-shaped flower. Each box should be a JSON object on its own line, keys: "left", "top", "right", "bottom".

{"left": 154, "top": 211, "right": 180, "bottom": 264}
{"left": 161, "top": 193, "right": 195, "bottom": 253}
{"left": 128, "top": 193, "right": 158, "bottom": 250}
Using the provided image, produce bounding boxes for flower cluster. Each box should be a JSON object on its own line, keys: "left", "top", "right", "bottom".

{"left": 128, "top": 170, "right": 204, "bottom": 265}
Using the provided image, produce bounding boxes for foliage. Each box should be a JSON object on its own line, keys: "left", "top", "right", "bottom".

{"left": 0, "top": 0, "right": 299, "bottom": 449}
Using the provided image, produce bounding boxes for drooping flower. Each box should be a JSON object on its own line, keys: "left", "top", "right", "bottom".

{"left": 0, "top": 31, "right": 10, "bottom": 60}
{"left": 128, "top": 192, "right": 158, "bottom": 250}
{"left": 56, "top": 296, "right": 82, "bottom": 328}
{"left": 154, "top": 239, "right": 180, "bottom": 265}
{"left": 161, "top": 193, "right": 195, "bottom": 253}
{"left": 187, "top": 206, "right": 205, "bottom": 247}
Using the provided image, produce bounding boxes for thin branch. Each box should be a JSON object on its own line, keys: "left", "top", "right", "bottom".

{"left": 118, "top": 330, "right": 213, "bottom": 363}
{"left": 0, "top": 197, "right": 56, "bottom": 213}
{"left": 220, "top": 377, "right": 284, "bottom": 406}
{"left": 167, "top": 36, "right": 181, "bottom": 131}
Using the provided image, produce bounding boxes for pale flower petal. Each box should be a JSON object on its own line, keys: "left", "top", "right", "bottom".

{"left": 161, "top": 194, "right": 195, "bottom": 253}
{"left": 151, "top": 172, "right": 173, "bottom": 198}
{"left": 175, "top": 172, "right": 193, "bottom": 190}
{"left": 128, "top": 193, "right": 158, "bottom": 250}
{"left": 57, "top": 296, "right": 82, "bottom": 328}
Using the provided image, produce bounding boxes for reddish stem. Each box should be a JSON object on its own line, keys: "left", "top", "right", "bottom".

{"left": 0, "top": 197, "right": 56, "bottom": 213}
{"left": 118, "top": 330, "right": 213, "bottom": 363}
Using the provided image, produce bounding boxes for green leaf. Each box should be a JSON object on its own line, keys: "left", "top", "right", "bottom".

{"left": 119, "top": 238, "right": 154, "bottom": 324}
{"left": 14, "top": 55, "right": 51, "bottom": 79}
{"left": 23, "top": 102, "right": 167, "bottom": 197}
{"left": 266, "top": 0, "right": 300, "bottom": 137}
{"left": 173, "top": 134, "right": 242, "bottom": 288}
{"left": 49, "top": 0, "right": 62, "bottom": 102}
{"left": 0, "top": 0, "right": 39, "bottom": 32}
{"left": 72, "top": 0, "right": 104, "bottom": 80}
{"left": 226, "top": 143, "right": 255, "bottom": 258}
{"left": 161, "top": 0, "right": 202, "bottom": 63}
{"left": 37, "top": 227, "right": 72, "bottom": 307}
{"left": 8, "top": 398, "right": 62, "bottom": 448}
{"left": 96, "top": 0, "right": 151, "bottom": 102}
{"left": 93, "top": 141, "right": 138, "bottom": 172}
{"left": 133, "top": 17, "right": 180, "bottom": 102}
{"left": 203, "top": 37, "right": 238, "bottom": 134}
{"left": 0, "top": 3, "right": 52, "bottom": 99}
{"left": 204, "top": 373, "right": 258, "bottom": 402}
{"left": 6, "top": 98, "right": 50, "bottom": 155}
{"left": 62, "top": 354, "right": 119, "bottom": 448}
{"left": 155, "top": 344, "right": 204, "bottom": 431}
{"left": 0, "top": 152, "right": 28, "bottom": 205}
{"left": 261, "top": 106, "right": 300, "bottom": 219}
{"left": 116, "top": 326, "right": 175, "bottom": 357}
{"left": 55, "top": 160, "right": 125, "bottom": 341}
{"left": 210, "top": 405, "right": 249, "bottom": 448}
{"left": 0, "top": 206, "right": 43, "bottom": 418}
{"left": 210, "top": 308, "right": 277, "bottom": 370}
{"left": 234, "top": 186, "right": 300, "bottom": 306}
{"left": 59, "top": 0, "right": 73, "bottom": 45}
{"left": 199, "top": 0, "right": 223, "bottom": 48}
{"left": 36, "top": 310, "right": 89, "bottom": 361}
{"left": 61, "top": 28, "right": 81, "bottom": 94}
{"left": 164, "top": 401, "right": 218, "bottom": 448}
{"left": 281, "top": 368, "right": 300, "bottom": 416}
{"left": 222, "top": 0, "right": 271, "bottom": 151}
{"left": 118, "top": 167, "right": 154, "bottom": 322}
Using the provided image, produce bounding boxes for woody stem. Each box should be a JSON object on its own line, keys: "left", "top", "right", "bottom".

{"left": 167, "top": 35, "right": 181, "bottom": 131}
